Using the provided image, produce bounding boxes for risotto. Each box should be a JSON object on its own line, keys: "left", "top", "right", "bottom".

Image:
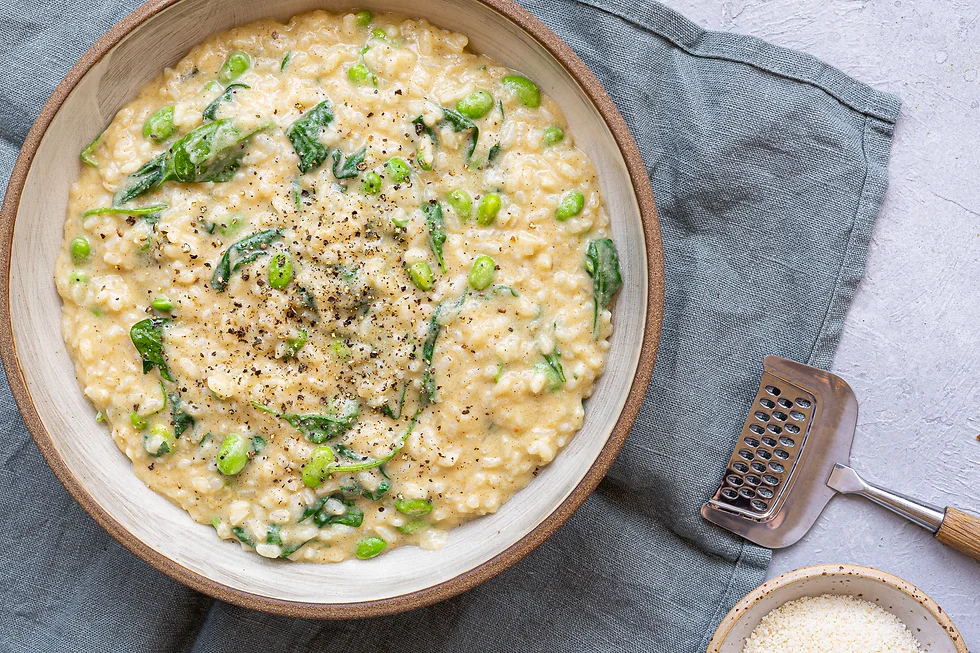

{"left": 56, "top": 9, "right": 622, "bottom": 562}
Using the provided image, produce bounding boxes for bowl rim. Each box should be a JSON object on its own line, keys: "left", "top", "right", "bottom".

{"left": 0, "top": 0, "right": 664, "bottom": 619}
{"left": 707, "top": 563, "right": 968, "bottom": 653}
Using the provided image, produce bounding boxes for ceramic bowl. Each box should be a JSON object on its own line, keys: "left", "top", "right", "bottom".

{"left": 708, "top": 564, "right": 967, "bottom": 653}
{"left": 0, "top": 0, "right": 663, "bottom": 617}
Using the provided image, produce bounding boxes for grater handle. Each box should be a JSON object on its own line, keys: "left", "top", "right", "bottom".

{"left": 936, "top": 507, "right": 980, "bottom": 562}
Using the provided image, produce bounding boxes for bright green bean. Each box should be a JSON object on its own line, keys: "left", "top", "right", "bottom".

{"left": 407, "top": 261, "right": 434, "bottom": 291}
{"left": 348, "top": 63, "right": 375, "bottom": 86}
{"left": 543, "top": 125, "right": 564, "bottom": 146}
{"left": 218, "top": 51, "right": 250, "bottom": 84}
{"left": 555, "top": 189, "right": 585, "bottom": 220}
{"left": 395, "top": 498, "right": 433, "bottom": 516}
{"left": 142, "top": 106, "right": 175, "bottom": 142}
{"left": 468, "top": 255, "right": 496, "bottom": 291}
{"left": 385, "top": 157, "right": 411, "bottom": 183}
{"left": 361, "top": 171, "right": 382, "bottom": 195}
{"left": 355, "top": 536, "right": 387, "bottom": 559}
{"left": 447, "top": 189, "right": 472, "bottom": 220}
{"left": 70, "top": 237, "right": 90, "bottom": 263}
{"left": 329, "top": 338, "right": 351, "bottom": 360}
{"left": 501, "top": 75, "right": 540, "bottom": 108}
{"left": 395, "top": 519, "right": 428, "bottom": 534}
{"left": 355, "top": 9, "right": 372, "bottom": 26}
{"left": 69, "top": 271, "right": 88, "bottom": 284}
{"left": 302, "top": 445, "right": 335, "bottom": 488}
{"left": 143, "top": 424, "right": 175, "bottom": 457}
{"left": 216, "top": 433, "right": 249, "bottom": 475}
{"left": 267, "top": 252, "right": 293, "bottom": 289}
{"left": 456, "top": 90, "right": 494, "bottom": 119}
{"left": 151, "top": 296, "right": 173, "bottom": 312}
{"left": 371, "top": 28, "right": 388, "bottom": 41}
{"left": 475, "top": 193, "right": 501, "bottom": 226}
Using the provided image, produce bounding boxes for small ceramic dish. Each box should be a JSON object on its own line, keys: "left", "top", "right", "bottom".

{"left": 707, "top": 563, "right": 967, "bottom": 653}
{"left": 0, "top": 0, "right": 663, "bottom": 618}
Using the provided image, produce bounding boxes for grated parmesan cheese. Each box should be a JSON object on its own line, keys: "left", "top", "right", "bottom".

{"left": 742, "top": 594, "right": 923, "bottom": 653}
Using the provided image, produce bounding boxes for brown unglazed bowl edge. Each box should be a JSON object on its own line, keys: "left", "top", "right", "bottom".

{"left": 0, "top": 0, "right": 665, "bottom": 618}
{"left": 706, "top": 563, "right": 968, "bottom": 653}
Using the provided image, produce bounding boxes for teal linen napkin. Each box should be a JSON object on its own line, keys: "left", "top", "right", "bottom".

{"left": 0, "top": 0, "right": 898, "bottom": 651}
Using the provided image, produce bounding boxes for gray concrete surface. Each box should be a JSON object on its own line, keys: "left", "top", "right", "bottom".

{"left": 665, "top": 0, "right": 980, "bottom": 645}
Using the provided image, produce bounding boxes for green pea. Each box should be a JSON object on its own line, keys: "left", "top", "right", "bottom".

{"left": 267, "top": 252, "right": 293, "bottom": 289}
{"left": 407, "top": 261, "right": 434, "bottom": 291}
{"left": 361, "top": 171, "right": 382, "bottom": 195}
{"left": 395, "top": 519, "right": 428, "bottom": 535}
{"left": 555, "top": 189, "right": 585, "bottom": 220}
{"left": 543, "top": 125, "right": 564, "bottom": 146}
{"left": 395, "top": 498, "right": 433, "bottom": 516}
{"left": 284, "top": 329, "right": 308, "bottom": 358}
{"left": 475, "top": 193, "right": 501, "bottom": 226}
{"left": 143, "top": 424, "right": 175, "bottom": 457}
{"left": 218, "top": 51, "right": 251, "bottom": 84}
{"left": 385, "top": 157, "right": 411, "bottom": 184}
{"left": 348, "top": 63, "right": 375, "bottom": 86}
{"left": 302, "top": 445, "right": 336, "bottom": 488}
{"left": 151, "top": 296, "right": 173, "bottom": 312}
{"left": 69, "top": 271, "right": 88, "bottom": 284}
{"left": 70, "top": 237, "right": 90, "bottom": 263}
{"left": 456, "top": 90, "right": 494, "bottom": 119}
{"left": 355, "top": 9, "right": 373, "bottom": 26}
{"left": 468, "top": 255, "right": 496, "bottom": 291}
{"left": 447, "top": 189, "right": 472, "bottom": 220}
{"left": 355, "top": 536, "right": 387, "bottom": 559}
{"left": 216, "top": 433, "right": 250, "bottom": 475}
{"left": 501, "top": 75, "right": 540, "bottom": 108}
{"left": 142, "top": 106, "right": 175, "bottom": 142}
{"left": 130, "top": 412, "right": 148, "bottom": 430}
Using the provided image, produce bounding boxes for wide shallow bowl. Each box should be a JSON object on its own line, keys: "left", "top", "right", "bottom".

{"left": 708, "top": 564, "right": 967, "bottom": 653}
{"left": 0, "top": 0, "right": 663, "bottom": 618}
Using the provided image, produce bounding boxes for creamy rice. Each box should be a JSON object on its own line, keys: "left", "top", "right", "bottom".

{"left": 56, "top": 10, "right": 622, "bottom": 562}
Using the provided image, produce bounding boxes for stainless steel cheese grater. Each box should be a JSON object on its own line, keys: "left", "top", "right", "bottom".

{"left": 701, "top": 356, "right": 980, "bottom": 561}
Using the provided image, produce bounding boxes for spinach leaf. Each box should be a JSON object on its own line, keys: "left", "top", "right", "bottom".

{"left": 422, "top": 293, "right": 467, "bottom": 402}
{"left": 114, "top": 119, "right": 261, "bottom": 204}
{"left": 441, "top": 106, "right": 479, "bottom": 160}
{"left": 299, "top": 496, "right": 329, "bottom": 522}
{"left": 169, "top": 392, "right": 195, "bottom": 438}
{"left": 129, "top": 317, "right": 173, "bottom": 382}
{"left": 487, "top": 142, "right": 501, "bottom": 165}
{"left": 544, "top": 350, "right": 566, "bottom": 383}
{"left": 252, "top": 398, "right": 359, "bottom": 444}
{"left": 359, "top": 471, "right": 391, "bottom": 501}
{"left": 251, "top": 435, "right": 267, "bottom": 454}
{"left": 114, "top": 154, "right": 168, "bottom": 205}
{"left": 279, "top": 539, "right": 313, "bottom": 558}
{"left": 80, "top": 130, "right": 104, "bottom": 168}
{"left": 381, "top": 383, "right": 407, "bottom": 419}
{"left": 166, "top": 118, "right": 257, "bottom": 183}
{"left": 330, "top": 146, "right": 366, "bottom": 179}
{"left": 231, "top": 526, "right": 255, "bottom": 547}
{"left": 412, "top": 115, "right": 437, "bottom": 142}
{"left": 584, "top": 238, "right": 623, "bottom": 339}
{"left": 280, "top": 52, "right": 291, "bottom": 72}
{"left": 534, "top": 350, "right": 565, "bottom": 391}
{"left": 330, "top": 411, "right": 420, "bottom": 473}
{"left": 422, "top": 201, "right": 447, "bottom": 272}
{"left": 286, "top": 100, "right": 335, "bottom": 173}
{"left": 210, "top": 229, "right": 283, "bottom": 292}
{"left": 82, "top": 204, "right": 168, "bottom": 217}
{"left": 265, "top": 524, "right": 282, "bottom": 546}
{"left": 312, "top": 493, "right": 363, "bottom": 528}
{"left": 202, "top": 83, "right": 250, "bottom": 121}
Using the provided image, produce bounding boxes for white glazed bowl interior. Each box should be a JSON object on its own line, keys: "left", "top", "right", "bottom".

{"left": 8, "top": 0, "right": 650, "bottom": 607}
{"left": 711, "top": 566, "right": 964, "bottom": 653}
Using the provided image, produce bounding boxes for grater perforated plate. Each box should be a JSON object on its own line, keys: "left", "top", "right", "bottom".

{"left": 700, "top": 356, "right": 859, "bottom": 548}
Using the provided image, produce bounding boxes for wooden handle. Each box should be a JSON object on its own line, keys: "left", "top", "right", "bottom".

{"left": 935, "top": 507, "right": 980, "bottom": 561}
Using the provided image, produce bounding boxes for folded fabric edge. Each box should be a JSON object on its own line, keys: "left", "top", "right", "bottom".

{"left": 571, "top": 0, "right": 901, "bottom": 124}
{"left": 806, "top": 115, "right": 896, "bottom": 369}
{"left": 697, "top": 540, "right": 771, "bottom": 652}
